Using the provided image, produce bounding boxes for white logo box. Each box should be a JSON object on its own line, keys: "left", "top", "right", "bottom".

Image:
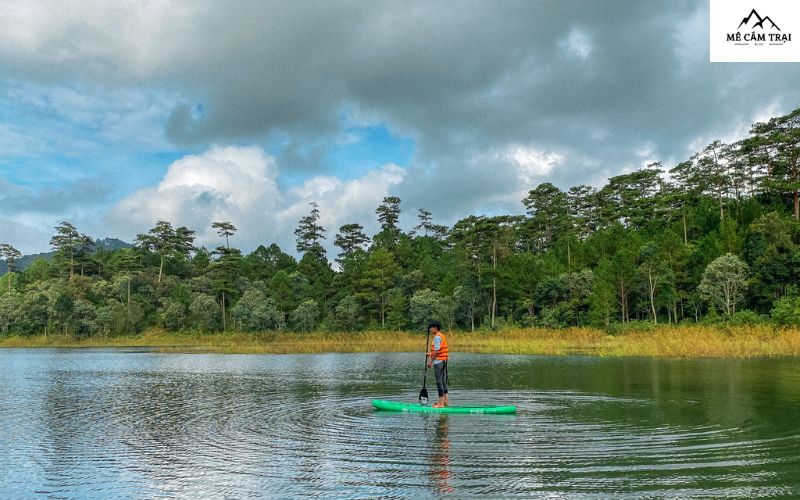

{"left": 710, "top": 0, "right": 800, "bottom": 62}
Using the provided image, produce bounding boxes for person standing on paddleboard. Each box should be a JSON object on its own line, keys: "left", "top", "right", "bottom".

{"left": 426, "top": 321, "right": 449, "bottom": 408}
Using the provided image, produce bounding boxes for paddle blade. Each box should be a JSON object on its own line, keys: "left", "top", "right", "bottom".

{"left": 419, "top": 387, "right": 428, "bottom": 405}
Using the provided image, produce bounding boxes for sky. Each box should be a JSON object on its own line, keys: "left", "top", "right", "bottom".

{"left": 1, "top": 0, "right": 799, "bottom": 256}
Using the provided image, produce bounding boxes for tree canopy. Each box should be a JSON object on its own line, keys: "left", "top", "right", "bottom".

{"left": 3, "top": 107, "right": 800, "bottom": 336}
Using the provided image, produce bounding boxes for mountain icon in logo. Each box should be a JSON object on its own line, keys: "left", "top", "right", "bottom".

{"left": 737, "top": 9, "right": 781, "bottom": 31}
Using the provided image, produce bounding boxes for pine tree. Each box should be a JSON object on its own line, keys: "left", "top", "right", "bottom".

{"left": 334, "top": 223, "right": 370, "bottom": 261}
{"left": 135, "top": 220, "right": 195, "bottom": 283}
{"left": 0, "top": 243, "right": 22, "bottom": 293}
{"left": 50, "top": 221, "right": 93, "bottom": 278}
{"left": 212, "top": 221, "right": 237, "bottom": 249}
{"left": 295, "top": 202, "right": 327, "bottom": 260}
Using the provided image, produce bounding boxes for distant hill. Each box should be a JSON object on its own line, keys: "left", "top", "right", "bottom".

{"left": 0, "top": 238, "right": 132, "bottom": 274}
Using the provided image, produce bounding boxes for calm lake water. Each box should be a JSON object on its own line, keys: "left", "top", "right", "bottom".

{"left": 1, "top": 349, "right": 799, "bottom": 498}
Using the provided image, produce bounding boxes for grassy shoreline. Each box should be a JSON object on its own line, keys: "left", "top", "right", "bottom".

{"left": 2, "top": 325, "right": 800, "bottom": 358}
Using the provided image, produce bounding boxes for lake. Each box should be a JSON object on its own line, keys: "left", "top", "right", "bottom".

{"left": 1, "top": 349, "right": 799, "bottom": 497}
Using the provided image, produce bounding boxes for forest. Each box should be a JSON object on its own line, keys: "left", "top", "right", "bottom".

{"left": 1, "top": 108, "right": 800, "bottom": 338}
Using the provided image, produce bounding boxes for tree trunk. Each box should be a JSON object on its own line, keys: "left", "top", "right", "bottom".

{"left": 491, "top": 243, "right": 497, "bottom": 328}
{"left": 127, "top": 277, "right": 132, "bottom": 333}
{"left": 567, "top": 240, "right": 571, "bottom": 273}
{"left": 220, "top": 292, "right": 226, "bottom": 331}
{"left": 648, "top": 268, "right": 657, "bottom": 324}
{"left": 380, "top": 269, "right": 385, "bottom": 327}
{"left": 793, "top": 157, "right": 799, "bottom": 219}
{"left": 682, "top": 213, "right": 688, "bottom": 246}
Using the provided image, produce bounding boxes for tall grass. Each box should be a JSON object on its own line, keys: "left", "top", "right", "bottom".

{"left": 2, "top": 325, "right": 800, "bottom": 358}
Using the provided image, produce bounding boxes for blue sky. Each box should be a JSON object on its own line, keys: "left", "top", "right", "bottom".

{"left": 1, "top": 1, "right": 799, "bottom": 256}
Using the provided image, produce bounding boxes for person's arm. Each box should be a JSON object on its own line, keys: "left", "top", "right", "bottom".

{"left": 429, "top": 334, "right": 442, "bottom": 361}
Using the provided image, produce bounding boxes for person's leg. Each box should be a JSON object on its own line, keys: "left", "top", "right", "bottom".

{"left": 433, "top": 363, "right": 445, "bottom": 407}
{"left": 442, "top": 362, "right": 449, "bottom": 406}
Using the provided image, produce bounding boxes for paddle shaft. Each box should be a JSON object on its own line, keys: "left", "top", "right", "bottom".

{"left": 419, "top": 326, "right": 431, "bottom": 403}
{"left": 422, "top": 326, "right": 431, "bottom": 379}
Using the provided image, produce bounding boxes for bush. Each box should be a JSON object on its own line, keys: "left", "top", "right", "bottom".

{"left": 162, "top": 300, "right": 187, "bottom": 331}
{"left": 292, "top": 300, "right": 319, "bottom": 332}
{"left": 231, "top": 290, "right": 284, "bottom": 331}
{"left": 726, "top": 310, "right": 766, "bottom": 326}
{"left": 335, "top": 295, "right": 361, "bottom": 332}
{"left": 189, "top": 294, "right": 221, "bottom": 332}
{"left": 409, "top": 289, "right": 446, "bottom": 326}
{"left": 771, "top": 296, "right": 800, "bottom": 326}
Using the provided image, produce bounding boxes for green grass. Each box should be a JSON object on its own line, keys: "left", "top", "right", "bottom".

{"left": 3, "top": 325, "right": 800, "bottom": 358}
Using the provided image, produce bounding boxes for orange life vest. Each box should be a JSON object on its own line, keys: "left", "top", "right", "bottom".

{"left": 430, "top": 332, "right": 449, "bottom": 361}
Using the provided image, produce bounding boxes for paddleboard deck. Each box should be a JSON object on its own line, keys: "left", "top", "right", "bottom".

{"left": 372, "top": 399, "right": 516, "bottom": 414}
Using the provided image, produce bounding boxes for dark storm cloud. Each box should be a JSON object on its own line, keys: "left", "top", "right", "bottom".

{"left": 153, "top": 1, "right": 799, "bottom": 208}
{"left": 3, "top": 0, "right": 800, "bottom": 239}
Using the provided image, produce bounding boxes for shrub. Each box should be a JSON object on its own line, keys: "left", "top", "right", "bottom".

{"left": 726, "top": 310, "right": 765, "bottom": 326}
{"left": 189, "top": 293, "right": 221, "bottom": 332}
{"left": 771, "top": 296, "right": 800, "bottom": 326}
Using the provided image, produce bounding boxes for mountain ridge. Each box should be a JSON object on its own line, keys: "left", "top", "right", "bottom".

{"left": 0, "top": 238, "right": 132, "bottom": 274}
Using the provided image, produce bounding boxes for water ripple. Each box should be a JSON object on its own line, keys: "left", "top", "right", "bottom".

{"left": 1, "top": 351, "right": 799, "bottom": 497}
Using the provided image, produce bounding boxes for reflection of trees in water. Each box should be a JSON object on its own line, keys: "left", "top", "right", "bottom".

{"left": 430, "top": 415, "right": 453, "bottom": 494}
{"left": 41, "top": 371, "right": 86, "bottom": 489}
{"left": 37, "top": 367, "right": 201, "bottom": 495}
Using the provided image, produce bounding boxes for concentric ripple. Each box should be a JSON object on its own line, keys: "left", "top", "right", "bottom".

{"left": 1, "top": 350, "right": 799, "bottom": 497}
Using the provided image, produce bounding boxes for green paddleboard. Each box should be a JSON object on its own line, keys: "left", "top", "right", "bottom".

{"left": 372, "top": 399, "right": 516, "bottom": 414}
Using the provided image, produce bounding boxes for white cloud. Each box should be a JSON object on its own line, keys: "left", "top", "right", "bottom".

{"left": 559, "top": 28, "right": 593, "bottom": 59}
{"left": 107, "top": 146, "right": 406, "bottom": 255}
{"left": 108, "top": 145, "right": 281, "bottom": 246}
{"left": 285, "top": 164, "right": 406, "bottom": 239}
{"left": 505, "top": 145, "right": 564, "bottom": 185}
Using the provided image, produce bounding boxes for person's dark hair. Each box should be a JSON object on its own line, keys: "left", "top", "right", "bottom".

{"left": 427, "top": 320, "right": 441, "bottom": 330}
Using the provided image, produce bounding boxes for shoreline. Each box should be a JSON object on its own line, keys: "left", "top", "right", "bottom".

{"left": 2, "top": 325, "right": 800, "bottom": 358}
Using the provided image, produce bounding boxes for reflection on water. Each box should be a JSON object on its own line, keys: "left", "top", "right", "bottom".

{"left": 1, "top": 350, "right": 799, "bottom": 497}
{"left": 431, "top": 415, "right": 453, "bottom": 495}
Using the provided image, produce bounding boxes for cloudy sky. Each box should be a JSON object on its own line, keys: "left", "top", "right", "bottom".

{"left": 2, "top": 0, "right": 799, "bottom": 256}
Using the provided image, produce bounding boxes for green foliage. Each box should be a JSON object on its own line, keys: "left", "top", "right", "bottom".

{"left": 699, "top": 254, "right": 749, "bottom": 316}
{"left": 409, "top": 288, "right": 448, "bottom": 327}
{"left": 5, "top": 107, "right": 800, "bottom": 335}
{"left": 385, "top": 288, "right": 408, "bottom": 330}
{"left": 0, "top": 291, "right": 20, "bottom": 333}
{"left": 231, "top": 289, "right": 284, "bottom": 331}
{"left": 726, "top": 310, "right": 766, "bottom": 326}
{"left": 335, "top": 295, "right": 361, "bottom": 332}
{"left": 771, "top": 296, "right": 800, "bottom": 326}
{"left": 161, "top": 300, "right": 188, "bottom": 331}
{"left": 189, "top": 294, "right": 221, "bottom": 332}
{"left": 295, "top": 202, "right": 326, "bottom": 260}
{"left": 292, "top": 299, "right": 320, "bottom": 332}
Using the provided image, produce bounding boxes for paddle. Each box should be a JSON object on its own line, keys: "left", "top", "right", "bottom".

{"left": 419, "top": 325, "right": 431, "bottom": 405}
